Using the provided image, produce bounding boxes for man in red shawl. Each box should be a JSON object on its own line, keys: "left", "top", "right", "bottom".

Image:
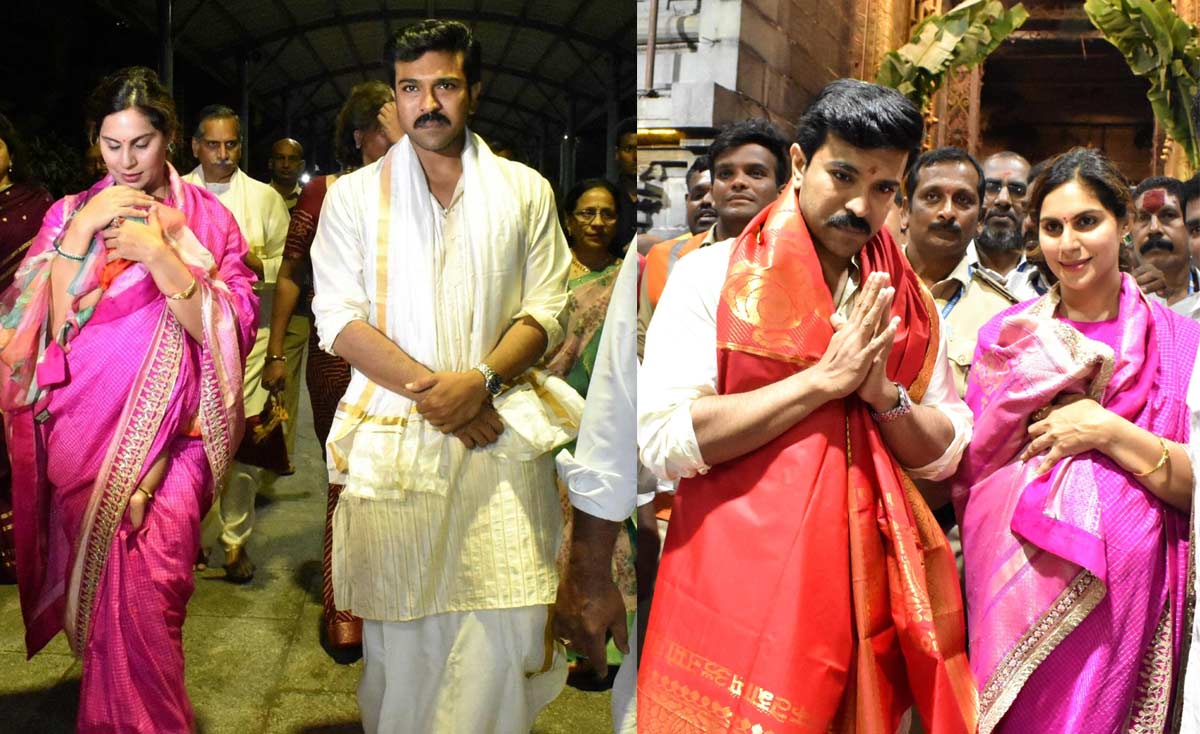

{"left": 637, "top": 79, "right": 977, "bottom": 733}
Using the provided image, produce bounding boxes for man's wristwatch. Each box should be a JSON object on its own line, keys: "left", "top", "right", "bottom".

{"left": 474, "top": 362, "right": 503, "bottom": 398}
{"left": 869, "top": 382, "right": 913, "bottom": 424}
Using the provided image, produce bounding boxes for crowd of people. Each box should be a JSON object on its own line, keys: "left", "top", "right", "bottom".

{"left": 0, "top": 18, "right": 639, "bottom": 734}
{"left": 10, "top": 12, "right": 1200, "bottom": 734}
{"left": 636, "top": 77, "right": 1200, "bottom": 734}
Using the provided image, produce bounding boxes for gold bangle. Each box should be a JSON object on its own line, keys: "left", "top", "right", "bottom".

{"left": 1132, "top": 436, "right": 1171, "bottom": 478}
{"left": 135, "top": 486, "right": 155, "bottom": 501}
{"left": 166, "top": 277, "right": 197, "bottom": 301}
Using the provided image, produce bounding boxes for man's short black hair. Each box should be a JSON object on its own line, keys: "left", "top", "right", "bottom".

{"left": 707, "top": 118, "right": 790, "bottom": 187}
{"left": 193, "top": 104, "right": 239, "bottom": 140}
{"left": 616, "top": 117, "right": 637, "bottom": 141}
{"left": 1185, "top": 174, "right": 1200, "bottom": 211}
{"left": 384, "top": 20, "right": 482, "bottom": 88}
{"left": 1133, "top": 176, "right": 1187, "bottom": 209}
{"left": 686, "top": 154, "right": 710, "bottom": 184}
{"left": 903, "top": 146, "right": 984, "bottom": 211}
{"left": 794, "top": 79, "right": 923, "bottom": 172}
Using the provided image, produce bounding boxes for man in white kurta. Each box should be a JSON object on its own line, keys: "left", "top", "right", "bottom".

{"left": 554, "top": 252, "right": 641, "bottom": 734}
{"left": 184, "top": 106, "right": 304, "bottom": 580}
{"left": 310, "top": 20, "right": 579, "bottom": 733}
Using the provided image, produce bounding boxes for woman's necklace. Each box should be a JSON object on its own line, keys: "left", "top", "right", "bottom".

{"left": 570, "top": 248, "right": 614, "bottom": 278}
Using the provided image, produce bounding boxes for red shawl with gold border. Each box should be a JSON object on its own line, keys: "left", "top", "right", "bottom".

{"left": 638, "top": 189, "right": 977, "bottom": 734}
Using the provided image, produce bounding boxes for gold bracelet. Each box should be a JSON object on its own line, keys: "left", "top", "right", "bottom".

{"left": 1132, "top": 436, "right": 1171, "bottom": 478}
{"left": 166, "top": 277, "right": 197, "bottom": 301}
{"left": 135, "top": 486, "right": 155, "bottom": 501}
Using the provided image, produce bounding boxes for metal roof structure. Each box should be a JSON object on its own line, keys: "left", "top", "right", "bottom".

{"left": 94, "top": 0, "right": 635, "bottom": 176}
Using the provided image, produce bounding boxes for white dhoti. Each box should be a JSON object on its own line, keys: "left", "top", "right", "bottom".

{"left": 359, "top": 607, "right": 566, "bottom": 734}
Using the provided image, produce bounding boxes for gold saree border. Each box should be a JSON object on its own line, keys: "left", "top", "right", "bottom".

{"left": 1123, "top": 604, "right": 1173, "bottom": 734}
{"left": 639, "top": 638, "right": 824, "bottom": 734}
{"left": 978, "top": 570, "right": 1104, "bottom": 734}
{"left": 68, "top": 309, "right": 184, "bottom": 655}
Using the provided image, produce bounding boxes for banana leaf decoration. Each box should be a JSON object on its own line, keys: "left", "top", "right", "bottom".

{"left": 875, "top": 0, "right": 1029, "bottom": 111}
{"left": 1085, "top": 0, "right": 1200, "bottom": 168}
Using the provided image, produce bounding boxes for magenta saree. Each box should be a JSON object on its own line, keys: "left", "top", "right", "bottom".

{"left": 954, "top": 274, "right": 1196, "bottom": 733}
{"left": 1, "top": 166, "right": 257, "bottom": 732}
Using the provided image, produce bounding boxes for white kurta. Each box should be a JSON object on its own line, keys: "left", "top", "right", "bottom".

{"left": 310, "top": 133, "right": 579, "bottom": 622}
{"left": 638, "top": 239, "right": 974, "bottom": 483}
{"left": 182, "top": 166, "right": 290, "bottom": 416}
{"left": 554, "top": 252, "right": 641, "bottom": 734}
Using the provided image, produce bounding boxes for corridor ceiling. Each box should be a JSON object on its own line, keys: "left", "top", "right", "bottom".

{"left": 95, "top": 0, "right": 635, "bottom": 149}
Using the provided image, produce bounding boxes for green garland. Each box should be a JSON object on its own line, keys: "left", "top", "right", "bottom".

{"left": 1085, "top": 0, "right": 1200, "bottom": 168}
{"left": 876, "top": 0, "right": 1028, "bottom": 112}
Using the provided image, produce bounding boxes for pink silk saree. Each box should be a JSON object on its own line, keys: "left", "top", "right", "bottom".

{"left": 954, "top": 274, "right": 1196, "bottom": 733}
{"left": 1, "top": 166, "right": 257, "bottom": 733}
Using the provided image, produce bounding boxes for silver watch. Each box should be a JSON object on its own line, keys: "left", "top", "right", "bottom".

{"left": 474, "top": 362, "right": 503, "bottom": 397}
{"left": 869, "top": 382, "right": 912, "bottom": 424}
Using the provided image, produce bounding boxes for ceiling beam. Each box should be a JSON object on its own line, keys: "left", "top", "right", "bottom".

{"left": 212, "top": 8, "right": 614, "bottom": 60}
{"left": 264, "top": 60, "right": 605, "bottom": 105}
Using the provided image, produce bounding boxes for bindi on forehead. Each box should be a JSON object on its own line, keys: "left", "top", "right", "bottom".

{"left": 1141, "top": 189, "right": 1166, "bottom": 214}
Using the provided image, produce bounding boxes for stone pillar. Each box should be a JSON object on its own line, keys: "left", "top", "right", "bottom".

{"left": 850, "top": 0, "right": 914, "bottom": 79}
{"left": 932, "top": 64, "right": 982, "bottom": 154}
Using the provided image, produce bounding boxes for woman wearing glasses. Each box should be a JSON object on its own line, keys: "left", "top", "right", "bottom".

{"left": 544, "top": 177, "right": 634, "bottom": 680}
{"left": 546, "top": 178, "right": 634, "bottom": 397}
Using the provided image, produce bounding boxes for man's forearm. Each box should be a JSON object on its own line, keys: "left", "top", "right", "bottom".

{"left": 691, "top": 370, "right": 833, "bottom": 467}
{"left": 569, "top": 507, "right": 621, "bottom": 562}
{"left": 244, "top": 250, "right": 265, "bottom": 279}
{"left": 482, "top": 315, "right": 549, "bottom": 382}
{"left": 267, "top": 260, "right": 301, "bottom": 356}
{"left": 877, "top": 403, "right": 955, "bottom": 470}
{"left": 331, "top": 320, "right": 431, "bottom": 400}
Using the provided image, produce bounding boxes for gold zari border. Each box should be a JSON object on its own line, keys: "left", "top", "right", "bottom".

{"left": 978, "top": 570, "right": 1104, "bottom": 734}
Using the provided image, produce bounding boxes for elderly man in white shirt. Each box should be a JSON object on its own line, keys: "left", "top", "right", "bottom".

{"left": 554, "top": 252, "right": 641, "bottom": 734}
{"left": 184, "top": 105, "right": 297, "bottom": 582}
{"left": 637, "top": 80, "right": 977, "bottom": 733}
{"left": 310, "top": 21, "right": 580, "bottom": 734}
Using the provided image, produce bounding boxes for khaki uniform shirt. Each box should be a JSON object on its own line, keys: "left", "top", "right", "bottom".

{"left": 928, "top": 255, "right": 1017, "bottom": 397}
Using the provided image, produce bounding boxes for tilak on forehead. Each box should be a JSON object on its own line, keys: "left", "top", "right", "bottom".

{"left": 1142, "top": 189, "right": 1167, "bottom": 214}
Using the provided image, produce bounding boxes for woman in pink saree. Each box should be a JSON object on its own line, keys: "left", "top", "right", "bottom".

{"left": 954, "top": 147, "right": 1198, "bottom": 733}
{"left": 1, "top": 67, "right": 257, "bottom": 732}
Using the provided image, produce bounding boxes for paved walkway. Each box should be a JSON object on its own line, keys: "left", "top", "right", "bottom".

{"left": 0, "top": 381, "right": 611, "bottom": 733}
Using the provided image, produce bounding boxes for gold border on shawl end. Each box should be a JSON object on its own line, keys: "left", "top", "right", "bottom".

{"left": 907, "top": 286, "right": 940, "bottom": 404}
{"left": 71, "top": 311, "right": 184, "bottom": 655}
{"left": 374, "top": 152, "right": 392, "bottom": 330}
{"left": 977, "top": 571, "right": 1105, "bottom": 734}
{"left": 715, "top": 340, "right": 819, "bottom": 368}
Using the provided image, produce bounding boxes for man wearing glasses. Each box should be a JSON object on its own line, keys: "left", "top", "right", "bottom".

{"left": 969, "top": 151, "right": 1031, "bottom": 297}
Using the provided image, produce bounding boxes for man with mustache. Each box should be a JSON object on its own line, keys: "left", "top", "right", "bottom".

{"left": 310, "top": 20, "right": 580, "bottom": 733}
{"left": 971, "top": 151, "right": 1032, "bottom": 294}
{"left": 1132, "top": 176, "right": 1197, "bottom": 311}
{"left": 902, "top": 146, "right": 1015, "bottom": 396}
{"left": 639, "top": 80, "right": 976, "bottom": 733}
{"left": 638, "top": 118, "right": 788, "bottom": 356}
{"left": 183, "top": 105, "right": 292, "bottom": 583}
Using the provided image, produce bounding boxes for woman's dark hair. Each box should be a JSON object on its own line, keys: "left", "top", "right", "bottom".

{"left": 86, "top": 66, "right": 179, "bottom": 143}
{"left": 794, "top": 79, "right": 923, "bottom": 171}
{"left": 1027, "top": 147, "right": 1131, "bottom": 223}
{"left": 0, "top": 113, "right": 34, "bottom": 184}
{"left": 561, "top": 178, "right": 634, "bottom": 258}
{"left": 335, "top": 81, "right": 395, "bottom": 169}
{"left": 384, "top": 20, "right": 482, "bottom": 88}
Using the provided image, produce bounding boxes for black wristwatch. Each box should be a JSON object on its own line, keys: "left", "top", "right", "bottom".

{"left": 474, "top": 362, "right": 503, "bottom": 397}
